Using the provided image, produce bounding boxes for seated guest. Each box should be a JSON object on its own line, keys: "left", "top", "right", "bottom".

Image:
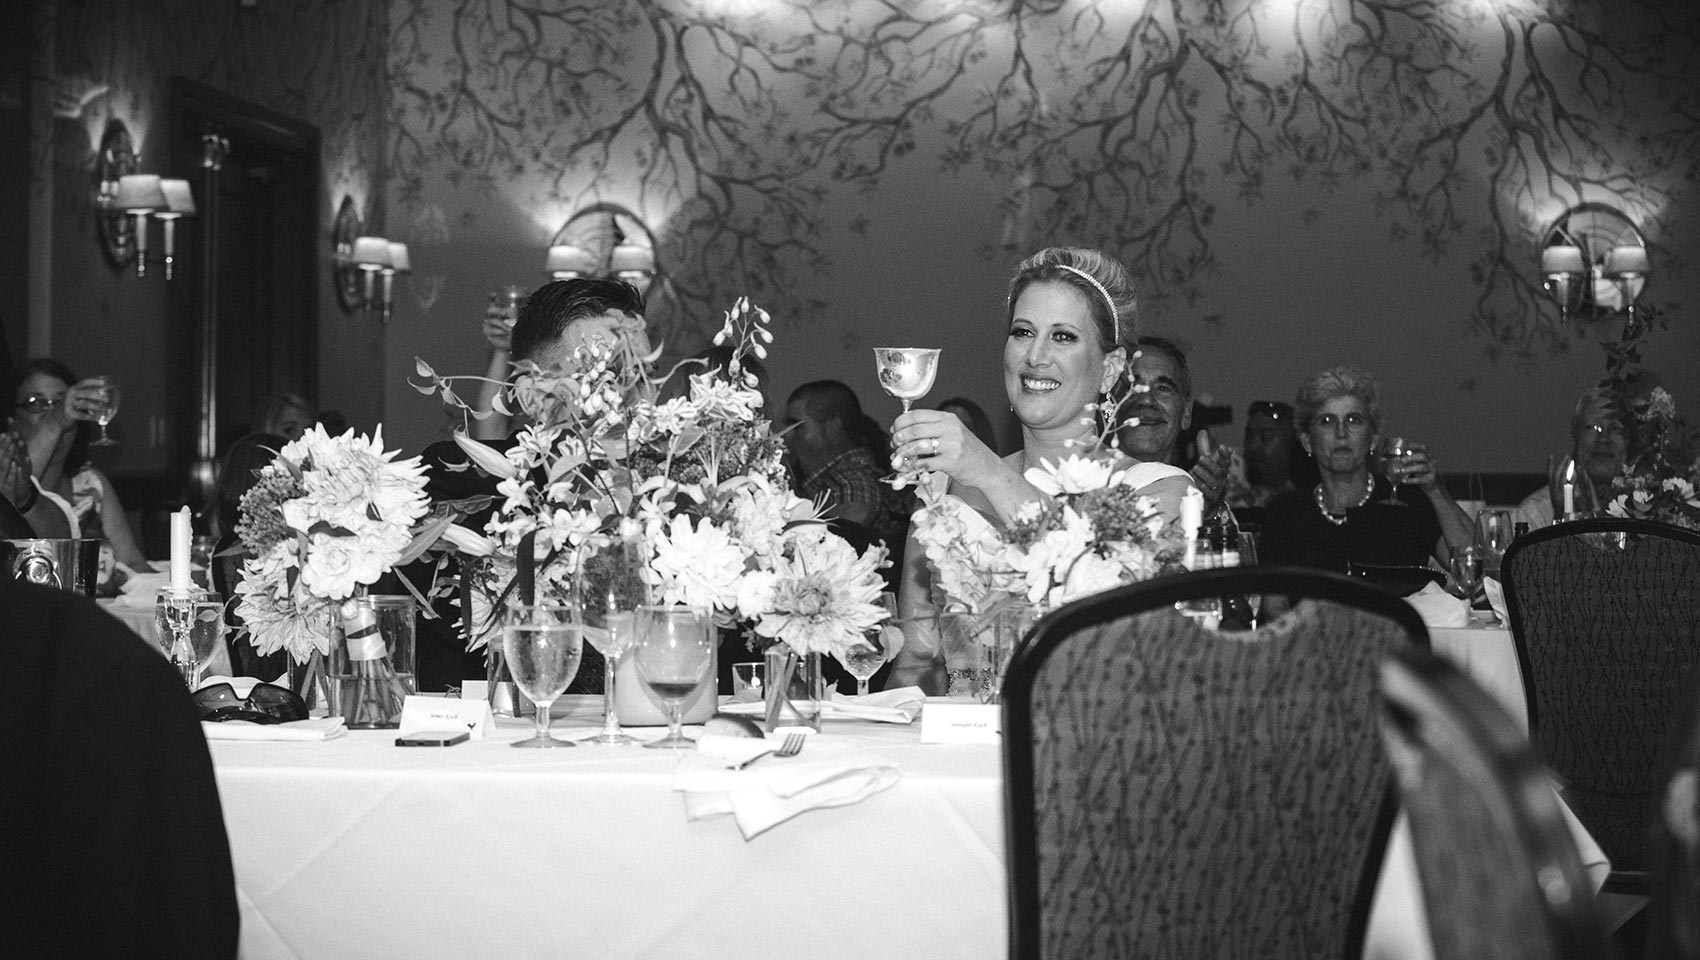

{"left": 1113, "top": 336, "right": 1235, "bottom": 507}
{"left": 0, "top": 428, "right": 42, "bottom": 537}
{"left": 9, "top": 359, "right": 151, "bottom": 569}
{"left": 937, "top": 396, "right": 999, "bottom": 453}
{"left": 0, "top": 576, "right": 238, "bottom": 958}
{"left": 1259, "top": 365, "right": 1473, "bottom": 579}
{"left": 1513, "top": 385, "right": 1627, "bottom": 530}
{"left": 413, "top": 278, "right": 651, "bottom": 691}
{"left": 1224, "top": 400, "right": 1319, "bottom": 514}
{"left": 256, "top": 392, "right": 314, "bottom": 443}
{"left": 783, "top": 380, "right": 900, "bottom": 533}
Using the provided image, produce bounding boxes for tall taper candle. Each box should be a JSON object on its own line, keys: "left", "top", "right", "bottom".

{"left": 1562, "top": 460, "right": 1576, "bottom": 519}
{"left": 170, "top": 506, "right": 192, "bottom": 594}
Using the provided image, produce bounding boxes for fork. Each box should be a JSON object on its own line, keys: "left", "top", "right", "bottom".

{"left": 731, "top": 732, "right": 806, "bottom": 770}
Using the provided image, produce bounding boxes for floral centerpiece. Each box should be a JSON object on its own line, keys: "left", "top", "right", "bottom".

{"left": 231, "top": 425, "right": 435, "bottom": 723}
{"left": 1605, "top": 387, "right": 1700, "bottom": 530}
{"left": 414, "top": 298, "right": 889, "bottom": 726}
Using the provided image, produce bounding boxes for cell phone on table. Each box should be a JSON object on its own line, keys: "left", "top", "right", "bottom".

{"left": 395, "top": 730, "right": 470, "bottom": 747}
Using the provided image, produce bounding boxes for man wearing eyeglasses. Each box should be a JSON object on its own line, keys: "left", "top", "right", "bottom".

{"left": 1514, "top": 385, "right": 1629, "bottom": 529}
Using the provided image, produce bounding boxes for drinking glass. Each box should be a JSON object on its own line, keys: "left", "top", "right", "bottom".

{"left": 1237, "top": 532, "right": 1263, "bottom": 628}
{"left": 502, "top": 604, "right": 584, "bottom": 748}
{"left": 872, "top": 347, "right": 940, "bottom": 414}
{"left": 633, "top": 605, "right": 714, "bottom": 750}
{"left": 1475, "top": 508, "right": 1515, "bottom": 579}
{"left": 90, "top": 375, "right": 120, "bottom": 446}
{"left": 836, "top": 629, "right": 892, "bottom": 698}
{"left": 574, "top": 536, "right": 651, "bottom": 745}
{"left": 154, "top": 588, "right": 223, "bottom": 688}
{"left": 1449, "top": 545, "right": 1484, "bottom": 606}
{"left": 1372, "top": 436, "right": 1410, "bottom": 506}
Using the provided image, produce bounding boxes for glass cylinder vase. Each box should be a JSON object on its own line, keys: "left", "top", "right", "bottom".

{"left": 763, "top": 643, "right": 824, "bottom": 733}
{"left": 325, "top": 594, "right": 417, "bottom": 729}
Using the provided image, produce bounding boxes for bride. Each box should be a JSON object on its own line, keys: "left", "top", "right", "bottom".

{"left": 885, "top": 247, "right": 1194, "bottom": 690}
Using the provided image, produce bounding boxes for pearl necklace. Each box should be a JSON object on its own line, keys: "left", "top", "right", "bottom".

{"left": 1314, "top": 476, "right": 1374, "bottom": 526}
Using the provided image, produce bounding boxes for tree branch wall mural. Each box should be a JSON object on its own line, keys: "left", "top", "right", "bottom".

{"left": 388, "top": 0, "right": 1698, "bottom": 361}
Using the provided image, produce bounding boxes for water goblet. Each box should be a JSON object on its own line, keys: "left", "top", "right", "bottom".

{"left": 574, "top": 536, "right": 651, "bottom": 746}
{"left": 90, "top": 375, "right": 121, "bottom": 446}
{"left": 1372, "top": 436, "right": 1411, "bottom": 506}
{"left": 1475, "top": 508, "right": 1515, "bottom": 579}
{"left": 503, "top": 604, "right": 584, "bottom": 748}
{"left": 633, "top": 605, "right": 714, "bottom": 750}
{"left": 1448, "top": 545, "right": 1485, "bottom": 607}
{"left": 1237, "top": 532, "right": 1263, "bottom": 628}
{"left": 836, "top": 629, "right": 892, "bottom": 698}
{"left": 873, "top": 347, "right": 940, "bottom": 414}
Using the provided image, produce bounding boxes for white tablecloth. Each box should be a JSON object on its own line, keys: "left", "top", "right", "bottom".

{"left": 210, "top": 685, "right": 1602, "bottom": 960}
{"left": 1428, "top": 614, "right": 1526, "bottom": 733}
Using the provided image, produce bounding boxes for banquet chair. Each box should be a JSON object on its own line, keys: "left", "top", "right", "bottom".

{"left": 1501, "top": 517, "right": 1700, "bottom": 894}
{"left": 1649, "top": 680, "right": 1700, "bottom": 960}
{"left": 1378, "top": 647, "right": 1614, "bottom": 960}
{"left": 1001, "top": 566, "right": 1428, "bottom": 960}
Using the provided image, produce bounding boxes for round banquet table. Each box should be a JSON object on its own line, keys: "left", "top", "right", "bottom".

{"left": 208, "top": 677, "right": 1603, "bottom": 960}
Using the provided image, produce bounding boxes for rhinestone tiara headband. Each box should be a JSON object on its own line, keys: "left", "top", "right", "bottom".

{"left": 1049, "top": 264, "right": 1120, "bottom": 346}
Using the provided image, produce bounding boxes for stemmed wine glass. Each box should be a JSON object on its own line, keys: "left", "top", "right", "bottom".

{"left": 836, "top": 630, "right": 893, "bottom": 698}
{"left": 503, "top": 604, "right": 585, "bottom": 748}
{"left": 1238, "top": 532, "right": 1263, "bottom": 628}
{"left": 1475, "top": 508, "right": 1515, "bottom": 580}
{"left": 89, "top": 375, "right": 121, "bottom": 446}
{"left": 1371, "top": 436, "right": 1410, "bottom": 506}
{"left": 633, "top": 605, "right": 714, "bottom": 750}
{"left": 1448, "top": 545, "right": 1485, "bottom": 607}
{"left": 874, "top": 348, "right": 940, "bottom": 482}
{"left": 574, "top": 535, "right": 651, "bottom": 746}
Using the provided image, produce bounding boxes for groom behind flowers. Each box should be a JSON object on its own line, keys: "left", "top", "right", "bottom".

{"left": 407, "top": 277, "right": 650, "bottom": 691}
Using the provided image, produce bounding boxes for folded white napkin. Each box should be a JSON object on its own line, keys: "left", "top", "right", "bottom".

{"left": 1403, "top": 581, "right": 1470, "bottom": 628}
{"left": 110, "top": 570, "right": 171, "bottom": 608}
{"left": 1483, "top": 577, "right": 1508, "bottom": 624}
{"left": 202, "top": 717, "right": 346, "bottom": 741}
{"left": 677, "top": 735, "right": 900, "bottom": 839}
{"left": 718, "top": 686, "right": 926, "bottom": 724}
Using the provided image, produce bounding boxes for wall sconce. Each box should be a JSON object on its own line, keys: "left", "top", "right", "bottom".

{"left": 112, "top": 174, "right": 167, "bottom": 278}
{"left": 381, "top": 241, "right": 410, "bottom": 324}
{"left": 153, "top": 178, "right": 196, "bottom": 280}
{"left": 331, "top": 196, "right": 365, "bottom": 312}
{"left": 96, "top": 120, "right": 139, "bottom": 266}
{"left": 351, "top": 235, "right": 392, "bottom": 318}
{"left": 1540, "top": 203, "right": 1650, "bottom": 328}
{"left": 544, "top": 202, "right": 658, "bottom": 295}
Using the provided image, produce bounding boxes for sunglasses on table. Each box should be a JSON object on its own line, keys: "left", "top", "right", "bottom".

{"left": 193, "top": 682, "right": 308, "bottom": 724}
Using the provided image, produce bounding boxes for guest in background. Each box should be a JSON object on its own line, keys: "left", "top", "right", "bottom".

{"left": 1112, "top": 336, "right": 1233, "bottom": 507}
{"left": 256, "top": 392, "right": 314, "bottom": 443}
{"left": 414, "top": 278, "right": 651, "bottom": 692}
{"left": 1225, "top": 400, "right": 1316, "bottom": 510}
{"left": 8, "top": 359, "right": 150, "bottom": 570}
{"left": 783, "top": 380, "right": 906, "bottom": 543}
{"left": 1514, "top": 385, "right": 1628, "bottom": 530}
{"left": 0, "top": 577, "right": 238, "bottom": 959}
{"left": 1259, "top": 365, "right": 1472, "bottom": 579}
{"left": 937, "top": 396, "right": 999, "bottom": 453}
{"left": 0, "top": 427, "right": 58, "bottom": 537}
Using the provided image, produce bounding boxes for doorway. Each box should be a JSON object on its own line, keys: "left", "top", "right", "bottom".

{"left": 168, "top": 79, "right": 318, "bottom": 506}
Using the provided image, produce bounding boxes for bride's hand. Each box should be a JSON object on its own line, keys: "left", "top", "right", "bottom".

{"left": 891, "top": 410, "right": 1001, "bottom": 487}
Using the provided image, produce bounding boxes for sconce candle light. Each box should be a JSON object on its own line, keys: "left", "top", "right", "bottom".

{"left": 1538, "top": 203, "right": 1652, "bottom": 328}
{"left": 113, "top": 174, "right": 166, "bottom": 278}
{"left": 153, "top": 179, "right": 196, "bottom": 280}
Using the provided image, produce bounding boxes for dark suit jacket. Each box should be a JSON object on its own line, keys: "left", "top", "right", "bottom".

{"left": 0, "top": 578, "right": 239, "bottom": 958}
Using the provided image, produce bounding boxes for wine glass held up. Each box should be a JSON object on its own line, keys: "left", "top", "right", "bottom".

{"left": 1371, "top": 436, "right": 1410, "bottom": 506}
{"left": 633, "top": 605, "right": 715, "bottom": 751}
{"left": 873, "top": 348, "right": 940, "bottom": 481}
{"left": 503, "top": 604, "right": 585, "bottom": 749}
{"left": 81, "top": 375, "right": 121, "bottom": 446}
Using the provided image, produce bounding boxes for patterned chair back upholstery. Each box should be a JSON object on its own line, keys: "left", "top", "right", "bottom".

{"left": 1501, "top": 518, "right": 1700, "bottom": 889}
{"left": 1379, "top": 648, "right": 1613, "bottom": 960}
{"left": 1002, "top": 567, "right": 1427, "bottom": 960}
{"left": 1651, "top": 681, "right": 1700, "bottom": 960}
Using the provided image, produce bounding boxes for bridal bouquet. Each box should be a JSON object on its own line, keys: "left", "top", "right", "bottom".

{"left": 414, "top": 298, "right": 888, "bottom": 664}
{"left": 914, "top": 454, "right": 1182, "bottom": 613}
{"left": 1605, "top": 387, "right": 1700, "bottom": 530}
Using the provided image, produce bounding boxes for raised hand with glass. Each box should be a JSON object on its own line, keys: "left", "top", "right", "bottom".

{"left": 88, "top": 375, "right": 120, "bottom": 446}
{"left": 502, "top": 603, "right": 584, "bottom": 748}
{"left": 1371, "top": 435, "right": 1411, "bottom": 506}
{"left": 873, "top": 347, "right": 940, "bottom": 481}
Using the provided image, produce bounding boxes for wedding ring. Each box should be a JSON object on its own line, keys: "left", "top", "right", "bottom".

{"left": 930, "top": 437, "right": 940, "bottom": 454}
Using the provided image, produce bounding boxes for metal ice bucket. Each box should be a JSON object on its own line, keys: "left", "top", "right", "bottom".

{"left": 2, "top": 538, "right": 104, "bottom": 596}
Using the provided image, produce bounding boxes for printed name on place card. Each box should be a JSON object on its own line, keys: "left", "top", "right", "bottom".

{"left": 920, "top": 702, "right": 1001, "bottom": 744}
{"left": 398, "top": 695, "right": 492, "bottom": 739}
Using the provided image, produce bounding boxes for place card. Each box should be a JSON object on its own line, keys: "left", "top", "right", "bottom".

{"left": 920, "top": 702, "right": 1001, "bottom": 744}
{"left": 398, "top": 695, "right": 492, "bottom": 739}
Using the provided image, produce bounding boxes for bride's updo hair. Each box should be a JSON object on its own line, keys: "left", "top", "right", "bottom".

{"left": 1006, "top": 247, "right": 1138, "bottom": 353}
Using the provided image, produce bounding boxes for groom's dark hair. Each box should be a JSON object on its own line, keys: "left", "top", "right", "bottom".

{"left": 511, "top": 278, "right": 646, "bottom": 363}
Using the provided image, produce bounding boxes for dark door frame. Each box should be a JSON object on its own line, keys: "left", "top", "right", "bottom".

{"left": 167, "top": 77, "right": 319, "bottom": 508}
